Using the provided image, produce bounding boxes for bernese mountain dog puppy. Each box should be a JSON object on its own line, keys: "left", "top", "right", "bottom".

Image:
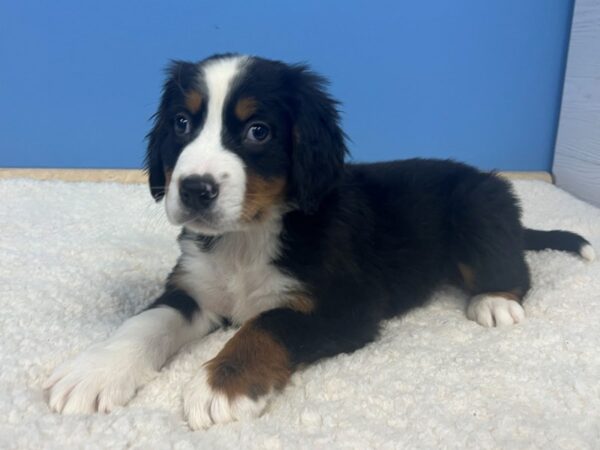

{"left": 45, "top": 54, "right": 595, "bottom": 429}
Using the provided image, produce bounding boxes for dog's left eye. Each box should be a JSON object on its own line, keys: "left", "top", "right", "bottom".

{"left": 245, "top": 123, "right": 271, "bottom": 143}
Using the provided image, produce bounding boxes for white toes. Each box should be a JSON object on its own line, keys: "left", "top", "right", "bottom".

{"left": 491, "top": 304, "right": 514, "bottom": 326}
{"left": 467, "top": 295, "right": 525, "bottom": 327}
{"left": 507, "top": 300, "right": 526, "bottom": 323}
{"left": 61, "top": 382, "right": 101, "bottom": 415}
{"left": 183, "top": 366, "right": 268, "bottom": 430}
{"left": 45, "top": 343, "right": 156, "bottom": 414}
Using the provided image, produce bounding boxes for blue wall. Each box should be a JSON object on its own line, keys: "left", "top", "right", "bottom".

{"left": 0, "top": 0, "right": 573, "bottom": 171}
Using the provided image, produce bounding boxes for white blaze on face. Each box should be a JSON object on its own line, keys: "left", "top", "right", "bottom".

{"left": 166, "top": 55, "right": 249, "bottom": 234}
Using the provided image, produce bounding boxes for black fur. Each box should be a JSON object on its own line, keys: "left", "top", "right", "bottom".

{"left": 148, "top": 287, "right": 199, "bottom": 322}
{"left": 145, "top": 54, "right": 592, "bottom": 373}
{"left": 524, "top": 229, "right": 590, "bottom": 255}
{"left": 285, "top": 65, "right": 348, "bottom": 214}
{"left": 254, "top": 159, "right": 535, "bottom": 364}
{"left": 145, "top": 61, "right": 206, "bottom": 201}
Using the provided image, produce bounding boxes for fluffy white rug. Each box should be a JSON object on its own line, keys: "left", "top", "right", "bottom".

{"left": 1, "top": 179, "right": 599, "bottom": 449}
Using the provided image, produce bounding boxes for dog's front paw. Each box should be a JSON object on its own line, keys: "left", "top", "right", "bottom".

{"left": 44, "top": 341, "right": 156, "bottom": 414}
{"left": 467, "top": 294, "right": 525, "bottom": 327}
{"left": 184, "top": 323, "right": 291, "bottom": 429}
{"left": 183, "top": 365, "right": 270, "bottom": 429}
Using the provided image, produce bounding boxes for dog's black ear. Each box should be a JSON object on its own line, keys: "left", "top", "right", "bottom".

{"left": 145, "top": 115, "right": 167, "bottom": 201}
{"left": 289, "top": 66, "right": 348, "bottom": 214}
{"left": 145, "top": 61, "right": 197, "bottom": 201}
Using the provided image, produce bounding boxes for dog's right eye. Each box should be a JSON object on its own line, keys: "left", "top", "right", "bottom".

{"left": 174, "top": 113, "right": 191, "bottom": 136}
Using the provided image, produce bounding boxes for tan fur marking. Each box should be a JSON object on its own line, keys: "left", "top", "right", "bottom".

{"left": 205, "top": 321, "right": 291, "bottom": 401}
{"left": 288, "top": 293, "right": 315, "bottom": 314}
{"left": 241, "top": 173, "right": 286, "bottom": 223}
{"left": 234, "top": 97, "right": 258, "bottom": 121}
{"left": 185, "top": 91, "right": 203, "bottom": 113}
{"left": 458, "top": 263, "right": 476, "bottom": 292}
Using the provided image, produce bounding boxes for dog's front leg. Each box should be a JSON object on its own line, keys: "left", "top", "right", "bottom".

{"left": 184, "top": 303, "right": 380, "bottom": 429}
{"left": 45, "top": 287, "right": 220, "bottom": 414}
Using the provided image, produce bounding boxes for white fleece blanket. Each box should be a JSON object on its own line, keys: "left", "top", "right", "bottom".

{"left": 1, "top": 179, "right": 599, "bottom": 449}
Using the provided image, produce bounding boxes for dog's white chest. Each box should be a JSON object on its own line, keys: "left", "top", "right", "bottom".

{"left": 176, "top": 223, "right": 299, "bottom": 324}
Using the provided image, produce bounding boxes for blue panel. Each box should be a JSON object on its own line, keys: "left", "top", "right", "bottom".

{"left": 0, "top": 0, "right": 573, "bottom": 170}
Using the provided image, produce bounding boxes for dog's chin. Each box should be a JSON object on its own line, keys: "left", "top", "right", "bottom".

{"left": 180, "top": 214, "right": 245, "bottom": 236}
{"left": 183, "top": 220, "right": 227, "bottom": 236}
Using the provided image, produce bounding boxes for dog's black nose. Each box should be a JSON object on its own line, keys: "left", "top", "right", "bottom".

{"left": 179, "top": 175, "right": 219, "bottom": 211}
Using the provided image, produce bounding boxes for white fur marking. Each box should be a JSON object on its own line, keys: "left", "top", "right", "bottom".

{"left": 177, "top": 214, "right": 301, "bottom": 324}
{"left": 467, "top": 294, "right": 525, "bottom": 327}
{"left": 45, "top": 307, "right": 219, "bottom": 414}
{"left": 580, "top": 244, "right": 596, "bottom": 262}
{"left": 166, "top": 56, "right": 249, "bottom": 234}
{"left": 183, "top": 364, "right": 269, "bottom": 429}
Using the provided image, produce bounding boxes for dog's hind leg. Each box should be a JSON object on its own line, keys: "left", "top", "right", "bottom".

{"left": 449, "top": 175, "right": 531, "bottom": 327}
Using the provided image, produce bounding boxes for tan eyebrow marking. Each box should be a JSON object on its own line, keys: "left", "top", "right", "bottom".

{"left": 234, "top": 97, "right": 258, "bottom": 121}
{"left": 185, "top": 91, "right": 203, "bottom": 113}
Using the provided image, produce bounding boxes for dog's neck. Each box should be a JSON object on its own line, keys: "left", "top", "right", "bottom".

{"left": 181, "top": 205, "right": 287, "bottom": 259}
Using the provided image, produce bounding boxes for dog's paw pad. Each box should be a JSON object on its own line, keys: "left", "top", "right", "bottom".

{"left": 467, "top": 295, "right": 525, "bottom": 327}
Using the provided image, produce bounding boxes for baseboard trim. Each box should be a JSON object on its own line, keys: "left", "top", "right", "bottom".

{"left": 0, "top": 168, "right": 146, "bottom": 183}
{"left": 499, "top": 171, "right": 553, "bottom": 183}
{"left": 0, "top": 168, "right": 554, "bottom": 184}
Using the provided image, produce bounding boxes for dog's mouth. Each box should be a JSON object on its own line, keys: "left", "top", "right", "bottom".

{"left": 166, "top": 198, "right": 218, "bottom": 227}
{"left": 179, "top": 209, "right": 245, "bottom": 236}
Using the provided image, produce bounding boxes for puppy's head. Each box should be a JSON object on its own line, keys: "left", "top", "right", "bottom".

{"left": 145, "top": 54, "right": 347, "bottom": 235}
